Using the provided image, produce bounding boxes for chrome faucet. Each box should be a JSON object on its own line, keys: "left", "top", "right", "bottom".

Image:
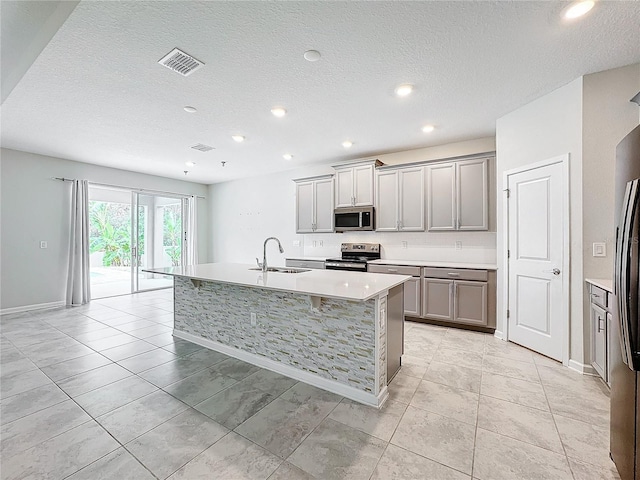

{"left": 256, "top": 237, "right": 284, "bottom": 272}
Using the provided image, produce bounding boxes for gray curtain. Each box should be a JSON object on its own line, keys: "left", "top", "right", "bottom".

{"left": 66, "top": 179, "right": 91, "bottom": 305}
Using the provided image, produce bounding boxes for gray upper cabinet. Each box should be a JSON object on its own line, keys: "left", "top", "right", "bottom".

{"left": 375, "top": 170, "right": 399, "bottom": 231}
{"left": 427, "top": 157, "right": 489, "bottom": 231}
{"left": 334, "top": 161, "right": 379, "bottom": 207}
{"left": 294, "top": 175, "right": 334, "bottom": 233}
{"left": 375, "top": 166, "right": 425, "bottom": 231}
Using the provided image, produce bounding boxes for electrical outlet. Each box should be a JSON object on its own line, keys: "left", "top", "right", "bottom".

{"left": 402, "top": 241, "right": 408, "bottom": 249}
{"left": 39, "top": 241, "right": 48, "bottom": 249}
{"left": 319, "top": 240, "right": 323, "bottom": 247}
{"left": 455, "top": 241, "right": 462, "bottom": 250}
{"left": 250, "top": 312, "right": 257, "bottom": 326}
{"left": 292, "top": 240, "right": 301, "bottom": 247}
{"left": 313, "top": 240, "right": 317, "bottom": 248}
{"left": 592, "top": 242, "right": 606, "bottom": 257}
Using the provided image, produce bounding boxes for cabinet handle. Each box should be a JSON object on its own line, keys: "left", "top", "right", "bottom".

{"left": 454, "top": 283, "right": 458, "bottom": 299}
{"left": 597, "top": 316, "right": 605, "bottom": 332}
{"left": 447, "top": 272, "right": 460, "bottom": 277}
{"left": 387, "top": 269, "right": 398, "bottom": 273}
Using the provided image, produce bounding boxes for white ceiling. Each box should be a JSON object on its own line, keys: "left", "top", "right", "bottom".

{"left": 1, "top": 1, "right": 639, "bottom": 184}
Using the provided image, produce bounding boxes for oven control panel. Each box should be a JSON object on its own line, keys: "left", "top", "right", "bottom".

{"left": 341, "top": 243, "right": 380, "bottom": 253}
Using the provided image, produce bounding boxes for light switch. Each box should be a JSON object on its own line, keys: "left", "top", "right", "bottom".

{"left": 592, "top": 242, "right": 606, "bottom": 257}
{"left": 455, "top": 241, "right": 462, "bottom": 250}
{"left": 40, "top": 241, "right": 48, "bottom": 249}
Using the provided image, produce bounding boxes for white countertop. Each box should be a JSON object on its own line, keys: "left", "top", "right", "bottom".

{"left": 368, "top": 259, "right": 498, "bottom": 270}
{"left": 143, "top": 263, "right": 410, "bottom": 302}
{"left": 585, "top": 278, "right": 613, "bottom": 292}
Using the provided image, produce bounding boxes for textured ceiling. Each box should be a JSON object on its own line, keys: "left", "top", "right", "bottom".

{"left": 2, "top": 1, "right": 639, "bottom": 184}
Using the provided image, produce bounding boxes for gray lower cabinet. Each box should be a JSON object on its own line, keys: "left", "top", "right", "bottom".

{"left": 588, "top": 282, "right": 611, "bottom": 385}
{"left": 422, "top": 278, "right": 454, "bottom": 321}
{"left": 591, "top": 302, "right": 607, "bottom": 379}
{"left": 403, "top": 277, "right": 421, "bottom": 317}
{"left": 421, "top": 267, "right": 495, "bottom": 329}
{"left": 285, "top": 259, "right": 325, "bottom": 269}
{"left": 454, "top": 280, "right": 488, "bottom": 326}
{"left": 368, "top": 264, "right": 421, "bottom": 316}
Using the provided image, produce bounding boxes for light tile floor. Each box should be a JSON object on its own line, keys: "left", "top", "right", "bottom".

{"left": 0, "top": 290, "right": 619, "bottom": 480}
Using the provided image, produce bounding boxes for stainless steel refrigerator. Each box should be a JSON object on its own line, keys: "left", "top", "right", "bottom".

{"left": 612, "top": 123, "right": 640, "bottom": 480}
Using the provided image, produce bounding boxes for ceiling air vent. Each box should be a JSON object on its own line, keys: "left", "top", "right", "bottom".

{"left": 191, "top": 143, "right": 214, "bottom": 152}
{"left": 158, "top": 48, "right": 204, "bottom": 76}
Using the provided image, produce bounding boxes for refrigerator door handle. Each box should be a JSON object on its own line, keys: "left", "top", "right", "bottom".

{"left": 616, "top": 179, "right": 639, "bottom": 369}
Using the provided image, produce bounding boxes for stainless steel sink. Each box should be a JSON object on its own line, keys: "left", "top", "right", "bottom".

{"left": 248, "top": 267, "right": 310, "bottom": 273}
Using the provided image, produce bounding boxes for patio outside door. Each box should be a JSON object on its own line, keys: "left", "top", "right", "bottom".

{"left": 132, "top": 193, "right": 184, "bottom": 293}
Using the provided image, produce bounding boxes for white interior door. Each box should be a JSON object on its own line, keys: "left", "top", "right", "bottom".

{"left": 507, "top": 161, "right": 565, "bottom": 361}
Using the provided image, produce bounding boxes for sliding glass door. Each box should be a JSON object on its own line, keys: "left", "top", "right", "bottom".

{"left": 132, "top": 193, "right": 183, "bottom": 293}
{"left": 89, "top": 185, "right": 185, "bottom": 298}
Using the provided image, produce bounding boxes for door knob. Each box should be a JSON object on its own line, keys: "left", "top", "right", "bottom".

{"left": 544, "top": 268, "right": 561, "bottom": 275}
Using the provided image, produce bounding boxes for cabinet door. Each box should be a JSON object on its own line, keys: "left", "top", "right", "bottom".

{"left": 399, "top": 167, "right": 425, "bottom": 231}
{"left": 296, "top": 181, "right": 315, "bottom": 233}
{"left": 427, "top": 163, "right": 456, "bottom": 230}
{"left": 353, "top": 164, "right": 374, "bottom": 206}
{"left": 453, "top": 280, "right": 488, "bottom": 326}
{"left": 591, "top": 303, "right": 607, "bottom": 380}
{"left": 404, "top": 277, "right": 421, "bottom": 317}
{"left": 422, "top": 278, "right": 454, "bottom": 321}
{"left": 375, "top": 170, "right": 399, "bottom": 231}
{"left": 606, "top": 312, "right": 612, "bottom": 387}
{"left": 457, "top": 158, "right": 488, "bottom": 230}
{"left": 314, "top": 178, "right": 334, "bottom": 232}
{"left": 335, "top": 168, "right": 354, "bottom": 208}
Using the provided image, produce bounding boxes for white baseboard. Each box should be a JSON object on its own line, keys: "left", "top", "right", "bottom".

{"left": 493, "top": 330, "right": 505, "bottom": 341}
{"left": 568, "top": 359, "right": 597, "bottom": 376}
{"left": 0, "top": 301, "right": 65, "bottom": 315}
{"left": 174, "top": 329, "right": 385, "bottom": 408}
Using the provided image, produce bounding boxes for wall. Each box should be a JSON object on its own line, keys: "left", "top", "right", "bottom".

{"left": 0, "top": 148, "right": 209, "bottom": 310}
{"left": 495, "top": 77, "right": 584, "bottom": 363}
{"left": 581, "top": 63, "right": 640, "bottom": 365}
{"left": 209, "top": 137, "right": 497, "bottom": 265}
{"left": 582, "top": 64, "right": 640, "bottom": 280}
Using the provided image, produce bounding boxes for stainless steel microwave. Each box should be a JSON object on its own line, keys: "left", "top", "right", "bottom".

{"left": 334, "top": 206, "right": 374, "bottom": 232}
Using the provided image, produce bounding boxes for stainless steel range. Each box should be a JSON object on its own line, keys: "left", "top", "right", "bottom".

{"left": 325, "top": 243, "right": 381, "bottom": 272}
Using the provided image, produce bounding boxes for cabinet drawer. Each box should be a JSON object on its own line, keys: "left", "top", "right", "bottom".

{"left": 590, "top": 285, "right": 607, "bottom": 309}
{"left": 422, "top": 267, "right": 488, "bottom": 281}
{"left": 368, "top": 265, "right": 421, "bottom": 276}
{"left": 285, "top": 259, "right": 325, "bottom": 270}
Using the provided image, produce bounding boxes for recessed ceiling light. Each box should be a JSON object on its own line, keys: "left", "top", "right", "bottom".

{"left": 422, "top": 124, "right": 435, "bottom": 133}
{"left": 563, "top": 0, "right": 595, "bottom": 19}
{"left": 283, "top": 153, "right": 293, "bottom": 160}
{"left": 342, "top": 140, "right": 353, "bottom": 149}
{"left": 231, "top": 135, "right": 245, "bottom": 143}
{"left": 395, "top": 84, "right": 413, "bottom": 97}
{"left": 304, "top": 50, "right": 321, "bottom": 62}
{"left": 183, "top": 106, "right": 197, "bottom": 113}
{"left": 185, "top": 161, "right": 196, "bottom": 167}
{"left": 271, "top": 107, "right": 287, "bottom": 117}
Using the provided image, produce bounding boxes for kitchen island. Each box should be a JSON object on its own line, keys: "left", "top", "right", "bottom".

{"left": 143, "top": 263, "right": 410, "bottom": 407}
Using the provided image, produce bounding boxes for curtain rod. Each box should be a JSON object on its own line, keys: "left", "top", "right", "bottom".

{"left": 52, "top": 177, "right": 206, "bottom": 199}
